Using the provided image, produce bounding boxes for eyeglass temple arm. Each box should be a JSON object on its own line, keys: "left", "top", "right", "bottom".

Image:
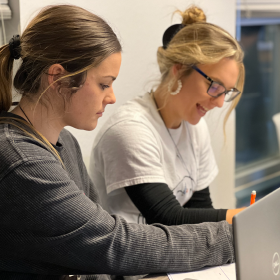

{"left": 192, "top": 66, "right": 212, "bottom": 82}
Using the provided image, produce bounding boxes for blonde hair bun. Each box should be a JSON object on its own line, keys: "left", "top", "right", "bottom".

{"left": 178, "top": 6, "right": 206, "bottom": 25}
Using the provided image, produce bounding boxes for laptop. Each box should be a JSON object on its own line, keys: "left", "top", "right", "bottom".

{"left": 233, "top": 187, "right": 280, "bottom": 280}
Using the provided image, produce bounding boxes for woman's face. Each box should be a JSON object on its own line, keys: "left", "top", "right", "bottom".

{"left": 171, "top": 58, "right": 239, "bottom": 125}
{"left": 63, "top": 52, "right": 121, "bottom": 130}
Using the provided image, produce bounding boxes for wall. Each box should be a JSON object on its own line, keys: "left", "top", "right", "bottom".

{"left": 19, "top": 0, "right": 237, "bottom": 208}
{"left": 5, "top": 0, "right": 20, "bottom": 43}
{"left": 238, "top": 0, "right": 280, "bottom": 10}
{"left": 0, "top": 1, "right": 19, "bottom": 54}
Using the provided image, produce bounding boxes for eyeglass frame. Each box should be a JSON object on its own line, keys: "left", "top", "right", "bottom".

{"left": 192, "top": 65, "right": 241, "bottom": 102}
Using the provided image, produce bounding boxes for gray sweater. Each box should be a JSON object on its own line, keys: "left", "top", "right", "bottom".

{"left": 0, "top": 111, "right": 234, "bottom": 280}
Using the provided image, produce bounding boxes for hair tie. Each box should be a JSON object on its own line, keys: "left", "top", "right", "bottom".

{"left": 162, "top": 24, "right": 184, "bottom": 50}
{"left": 9, "top": 35, "right": 21, "bottom": 60}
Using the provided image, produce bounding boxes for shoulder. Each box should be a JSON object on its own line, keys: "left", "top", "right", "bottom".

{"left": 0, "top": 122, "right": 60, "bottom": 181}
{"left": 94, "top": 93, "right": 161, "bottom": 147}
{"left": 94, "top": 118, "right": 160, "bottom": 156}
{"left": 0, "top": 122, "right": 59, "bottom": 161}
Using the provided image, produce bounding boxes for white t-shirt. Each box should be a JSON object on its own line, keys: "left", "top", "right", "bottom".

{"left": 90, "top": 92, "right": 218, "bottom": 224}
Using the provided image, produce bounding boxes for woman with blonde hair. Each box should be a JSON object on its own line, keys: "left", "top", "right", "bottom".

{"left": 1, "top": 4, "right": 235, "bottom": 280}
{"left": 90, "top": 6, "right": 245, "bottom": 225}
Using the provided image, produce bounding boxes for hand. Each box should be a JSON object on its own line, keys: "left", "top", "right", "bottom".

{"left": 226, "top": 207, "right": 246, "bottom": 224}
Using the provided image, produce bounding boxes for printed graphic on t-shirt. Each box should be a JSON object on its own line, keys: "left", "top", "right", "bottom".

{"left": 173, "top": 175, "right": 195, "bottom": 205}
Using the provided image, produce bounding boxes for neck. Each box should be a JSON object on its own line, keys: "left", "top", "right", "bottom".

{"left": 11, "top": 98, "right": 64, "bottom": 145}
{"left": 153, "top": 88, "right": 182, "bottom": 129}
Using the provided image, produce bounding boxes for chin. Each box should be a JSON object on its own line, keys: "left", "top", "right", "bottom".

{"left": 85, "top": 122, "right": 98, "bottom": 131}
{"left": 187, "top": 116, "right": 201, "bottom": 126}
{"left": 72, "top": 121, "right": 98, "bottom": 131}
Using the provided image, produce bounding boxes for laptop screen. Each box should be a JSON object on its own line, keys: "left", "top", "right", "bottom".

{"left": 233, "top": 187, "right": 280, "bottom": 280}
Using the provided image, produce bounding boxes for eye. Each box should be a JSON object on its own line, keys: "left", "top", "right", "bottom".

{"left": 209, "top": 82, "right": 225, "bottom": 95}
{"left": 100, "top": 84, "right": 110, "bottom": 90}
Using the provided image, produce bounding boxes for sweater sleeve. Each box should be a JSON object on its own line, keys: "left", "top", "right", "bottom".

{"left": 125, "top": 183, "right": 227, "bottom": 225}
{"left": 0, "top": 158, "right": 234, "bottom": 276}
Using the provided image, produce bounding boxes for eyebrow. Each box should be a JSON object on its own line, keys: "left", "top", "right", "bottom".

{"left": 210, "top": 76, "right": 236, "bottom": 90}
{"left": 103, "top": 75, "right": 116, "bottom": 81}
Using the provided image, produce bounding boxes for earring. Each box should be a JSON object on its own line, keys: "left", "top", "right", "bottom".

{"left": 168, "top": 80, "right": 182, "bottom": 95}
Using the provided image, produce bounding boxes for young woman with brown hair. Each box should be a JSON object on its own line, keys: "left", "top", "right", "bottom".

{"left": 0, "top": 5, "right": 235, "bottom": 280}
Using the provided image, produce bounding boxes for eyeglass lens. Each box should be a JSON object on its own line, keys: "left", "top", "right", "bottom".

{"left": 208, "top": 82, "right": 239, "bottom": 102}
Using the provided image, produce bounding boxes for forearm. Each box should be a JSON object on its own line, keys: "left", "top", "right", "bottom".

{"left": 184, "top": 186, "right": 227, "bottom": 222}
{"left": 1, "top": 162, "right": 234, "bottom": 276}
{"left": 1, "top": 190, "right": 234, "bottom": 275}
{"left": 125, "top": 183, "right": 227, "bottom": 225}
{"left": 82, "top": 214, "right": 235, "bottom": 275}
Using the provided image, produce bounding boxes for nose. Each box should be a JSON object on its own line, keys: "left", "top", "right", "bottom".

{"left": 105, "top": 89, "right": 116, "bottom": 105}
{"left": 211, "top": 94, "right": 225, "bottom": 108}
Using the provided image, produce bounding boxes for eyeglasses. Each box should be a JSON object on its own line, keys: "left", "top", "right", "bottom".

{"left": 192, "top": 66, "right": 241, "bottom": 102}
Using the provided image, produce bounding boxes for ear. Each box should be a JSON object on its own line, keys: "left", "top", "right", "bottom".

{"left": 47, "top": 64, "right": 66, "bottom": 90}
{"left": 171, "top": 64, "right": 183, "bottom": 77}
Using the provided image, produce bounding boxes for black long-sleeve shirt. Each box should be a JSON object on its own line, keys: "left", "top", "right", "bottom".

{"left": 125, "top": 183, "right": 227, "bottom": 225}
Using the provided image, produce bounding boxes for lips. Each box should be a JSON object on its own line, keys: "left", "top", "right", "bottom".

{"left": 96, "top": 111, "right": 104, "bottom": 118}
{"left": 196, "top": 104, "right": 209, "bottom": 116}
